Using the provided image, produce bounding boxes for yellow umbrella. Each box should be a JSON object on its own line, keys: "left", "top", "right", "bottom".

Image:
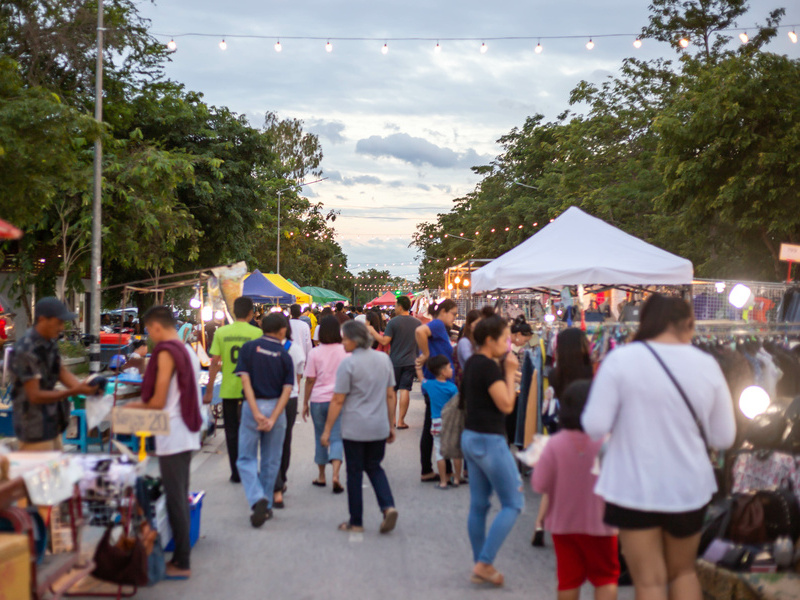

{"left": 263, "top": 273, "right": 312, "bottom": 304}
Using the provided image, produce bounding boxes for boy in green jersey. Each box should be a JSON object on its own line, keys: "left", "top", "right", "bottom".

{"left": 204, "top": 296, "right": 262, "bottom": 482}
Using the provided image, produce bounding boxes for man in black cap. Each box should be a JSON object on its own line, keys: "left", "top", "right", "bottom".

{"left": 10, "top": 297, "right": 99, "bottom": 451}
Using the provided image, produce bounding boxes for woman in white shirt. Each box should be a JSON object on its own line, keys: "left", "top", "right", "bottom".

{"left": 582, "top": 294, "right": 736, "bottom": 600}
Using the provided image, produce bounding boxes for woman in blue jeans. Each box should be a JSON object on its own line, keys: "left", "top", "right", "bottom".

{"left": 460, "top": 315, "right": 523, "bottom": 587}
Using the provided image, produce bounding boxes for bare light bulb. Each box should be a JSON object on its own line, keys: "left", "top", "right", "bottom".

{"left": 201, "top": 307, "right": 213, "bottom": 322}
{"left": 274, "top": 40, "right": 282, "bottom": 53}
{"left": 454, "top": 276, "right": 461, "bottom": 284}
{"left": 214, "top": 310, "right": 225, "bottom": 320}
{"left": 325, "top": 41, "right": 332, "bottom": 53}
{"left": 167, "top": 39, "right": 177, "bottom": 51}
{"left": 189, "top": 297, "right": 201, "bottom": 309}
{"left": 462, "top": 279, "right": 470, "bottom": 288}
{"left": 535, "top": 42, "right": 543, "bottom": 54}
{"left": 480, "top": 42, "right": 488, "bottom": 54}
{"left": 679, "top": 37, "right": 690, "bottom": 48}
{"left": 739, "top": 32, "right": 749, "bottom": 44}
{"left": 586, "top": 38, "right": 595, "bottom": 50}
{"left": 219, "top": 39, "right": 227, "bottom": 51}
{"left": 789, "top": 30, "right": 798, "bottom": 43}
{"left": 739, "top": 386, "right": 770, "bottom": 419}
{"left": 434, "top": 42, "right": 441, "bottom": 53}
{"left": 633, "top": 38, "right": 642, "bottom": 48}
{"left": 381, "top": 43, "right": 389, "bottom": 55}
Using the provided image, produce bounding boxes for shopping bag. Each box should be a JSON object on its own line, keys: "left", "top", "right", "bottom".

{"left": 440, "top": 394, "right": 465, "bottom": 460}
{"left": 92, "top": 524, "right": 148, "bottom": 586}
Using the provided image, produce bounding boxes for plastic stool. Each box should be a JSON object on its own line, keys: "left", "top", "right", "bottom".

{"left": 62, "top": 409, "right": 104, "bottom": 453}
{"left": 113, "top": 433, "right": 140, "bottom": 454}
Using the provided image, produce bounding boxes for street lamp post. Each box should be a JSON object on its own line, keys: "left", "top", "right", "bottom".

{"left": 89, "top": 0, "right": 104, "bottom": 373}
{"left": 275, "top": 177, "right": 327, "bottom": 275}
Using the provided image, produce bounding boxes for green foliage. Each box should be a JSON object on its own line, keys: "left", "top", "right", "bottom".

{"left": 413, "top": 0, "right": 796, "bottom": 284}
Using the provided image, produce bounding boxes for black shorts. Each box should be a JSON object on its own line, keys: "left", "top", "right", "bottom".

{"left": 394, "top": 365, "right": 416, "bottom": 391}
{"left": 604, "top": 503, "right": 708, "bottom": 539}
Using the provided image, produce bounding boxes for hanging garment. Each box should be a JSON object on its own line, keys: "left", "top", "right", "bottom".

{"left": 515, "top": 348, "right": 537, "bottom": 447}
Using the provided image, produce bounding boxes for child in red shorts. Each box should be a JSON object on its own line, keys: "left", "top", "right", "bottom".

{"left": 532, "top": 380, "right": 619, "bottom": 600}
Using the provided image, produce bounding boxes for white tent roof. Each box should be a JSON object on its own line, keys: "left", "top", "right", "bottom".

{"left": 472, "top": 207, "right": 693, "bottom": 292}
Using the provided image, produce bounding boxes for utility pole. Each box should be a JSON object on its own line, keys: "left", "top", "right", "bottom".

{"left": 89, "top": 0, "right": 104, "bottom": 373}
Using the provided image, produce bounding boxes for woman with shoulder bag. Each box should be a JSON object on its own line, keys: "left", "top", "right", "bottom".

{"left": 582, "top": 294, "right": 736, "bottom": 600}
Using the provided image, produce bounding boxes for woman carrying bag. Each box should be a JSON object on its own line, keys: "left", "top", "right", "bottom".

{"left": 582, "top": 294, "right": 736, "bottom": 600}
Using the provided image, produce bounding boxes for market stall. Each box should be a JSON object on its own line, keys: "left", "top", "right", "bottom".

{"left": 243, "top": 269, "right": 295, "bottom": 304}
{"left": 365, "top": 291, "right": 399, "bottom": 308}
{"left": 299, "top": 285, "right": 349, "bottom": 304}
{"left": 262, "top": 273, "right": 312, "bottom": 304}
{"left": 472, "top": 206, "right": 693, "bottom": 292}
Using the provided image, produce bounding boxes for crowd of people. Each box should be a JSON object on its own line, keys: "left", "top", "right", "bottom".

{"left": 8, "top": 292, "right": 738, "bottom": 598}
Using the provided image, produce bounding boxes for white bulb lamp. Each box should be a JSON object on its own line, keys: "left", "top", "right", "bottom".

{"left": 739, "top": 386, "right": 770, "bottom": 419}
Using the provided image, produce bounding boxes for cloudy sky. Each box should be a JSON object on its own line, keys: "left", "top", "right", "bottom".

{"left": 138, "top": 0, "right": 799, "bottom": 281}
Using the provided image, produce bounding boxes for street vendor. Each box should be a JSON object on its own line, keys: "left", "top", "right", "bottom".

{"left": 10, "top": 297, "right": 100, "bottom": 451}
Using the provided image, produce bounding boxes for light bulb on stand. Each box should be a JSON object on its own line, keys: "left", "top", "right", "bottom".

{"left": 480, "top": 42, "right": 488, "bottom": 54}
{"left": 219, "top": 39, "right": 227, "bottom": 50}
{"left": 274, "top": 40, "right": 282, "bottom": 52}
{"left": 633, "top": 38, "right": 642, "bottom": 48}
{"left": 325, "top": 41, "right": 333, "bottom": 53}
{"left": 535, "top": 42, "right": 543, "bottom": 54}
{"left": 586, "top": 38, "right": 595, "bottom": 50}
{"left": 167, "top": 39, "right": 177, "bottom": 51}
{"left": 739, "top": 386, "right": 770, "bottom": 419}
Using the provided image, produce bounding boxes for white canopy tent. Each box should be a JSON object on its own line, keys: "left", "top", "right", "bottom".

{"left": 472, "top": 207, "right": 693, "bottom": 292}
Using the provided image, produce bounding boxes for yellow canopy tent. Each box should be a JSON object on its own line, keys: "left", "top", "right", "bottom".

{"left": 263, "top": 273, "right": 312, "bottom": 304}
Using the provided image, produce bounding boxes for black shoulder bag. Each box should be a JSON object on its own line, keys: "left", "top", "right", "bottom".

{"left": 641, "top": 342, "right": 710, "bottom": 451}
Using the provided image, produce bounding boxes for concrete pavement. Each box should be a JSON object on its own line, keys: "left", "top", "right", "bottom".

{"left": 135, "top": 384, "right": 634, "bottom": 600}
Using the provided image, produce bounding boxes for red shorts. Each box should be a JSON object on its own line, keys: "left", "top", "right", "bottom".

{"left": 551, "top": 534, "right": 620, "bottom": 591}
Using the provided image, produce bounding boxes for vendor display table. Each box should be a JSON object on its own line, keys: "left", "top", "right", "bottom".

{"left": 697, "top": 560, "right": 800, "bottom": 600}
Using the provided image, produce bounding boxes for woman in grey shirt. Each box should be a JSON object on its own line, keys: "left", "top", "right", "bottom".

{"left": 322, "top": 321, "right": 399, "bottom": 534}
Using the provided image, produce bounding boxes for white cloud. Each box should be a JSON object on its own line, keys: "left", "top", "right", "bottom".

{"left": 355, "top": 133, "right": 492, "bottom": 169}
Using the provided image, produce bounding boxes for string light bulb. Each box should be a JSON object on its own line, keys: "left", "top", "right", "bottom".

{"left": 739, "top": 32, "right": 749, "bottom": 44}
{"left": 167, "top": 39, "right": 177, "bottom": 51}
{"left": 480, "top": 42, "right": 488, "bottom": 54}
{"left": 535, "top": 42, "right": 543, "bottom": 54}
{"left": 219, "top": 39, "right": 227, "bottom": 50}
{"left": 274, "top": 40, "right": 282, "bottom": 52}
{"left": 326, "top": 40, "right": 333, "bottom": 53}
{"left": 434, "top": 42, "right": 441, "bottom": 53}
{"left": 586, "top": 38, "right": 594, "bottom": 50}
{"left": 633, "top": 38, "right": 642, "bottom": 48}
{"left": 790, "top": 30, "right": 798, "bottom": 43}
{"left": 679, "top": 37, "right": 690, "bottom": 48}
{"left": 381, "top": 43, "right": 389, "bottom": 55}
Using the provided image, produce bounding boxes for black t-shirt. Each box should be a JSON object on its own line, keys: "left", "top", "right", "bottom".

{"left": 462, "top": 354, "right": 506, "bottom": 435}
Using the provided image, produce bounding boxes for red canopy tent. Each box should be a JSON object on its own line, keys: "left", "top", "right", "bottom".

{"left": 0, "top": 218, "right": 23, "bottom": 240}
{"left": 365, "top": 291, "right": 398, "bottom": 308}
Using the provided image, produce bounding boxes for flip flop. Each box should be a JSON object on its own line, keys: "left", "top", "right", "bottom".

{"left": 312, "top": 479, "right": 327, "bottom": 487}
{"left": 396, "top": 424, "right": 409, "bottom": 430}
{"left": 470, "top": 572, "right": 504, "bottom": 587}
{"left": 420, "top": 474, "right": 440, "bottom": 483}
{"left": 333, "top": 482, "right": 344, "bottom": 494}
{"left": 337, "top": 522, "right": 364, "bottom": 532}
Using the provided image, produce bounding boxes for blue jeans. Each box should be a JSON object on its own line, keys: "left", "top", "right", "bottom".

{"left": 461, "top": 429, "right": 524, "bottom": 565}
{"left": 310, "top": 402, "right": 343, "bottom": 465}
{"left": 237, "top": 399, "right": 287, "bottom": 510}
{"left": 343, "top": 439, "right": 395, "bottom": 527}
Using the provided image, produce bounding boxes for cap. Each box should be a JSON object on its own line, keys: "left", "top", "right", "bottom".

{"left": 35, "top": 297, "right": 78, "bottom": 322}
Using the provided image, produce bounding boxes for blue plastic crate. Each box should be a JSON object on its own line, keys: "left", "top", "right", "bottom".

{"left": 164, "top": 491, "right": 204, "bottom": 551}
{"left": 0, "top": 407, "right": 14, "bottom": 437}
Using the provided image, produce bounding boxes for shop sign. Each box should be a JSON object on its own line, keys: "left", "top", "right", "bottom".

{"left": 779, "top": 243, "right": 800, "bottom": 263}
{"left": 111, "top": 407, "right": 170, "bottom": 435}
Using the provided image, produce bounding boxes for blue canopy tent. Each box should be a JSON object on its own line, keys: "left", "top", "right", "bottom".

{"left": 243, "top": 269, "right": 295, "bottom": 304}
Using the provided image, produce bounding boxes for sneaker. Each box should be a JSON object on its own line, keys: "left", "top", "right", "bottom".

{"left": 250, "top": 499, "right": 269, "bottom": 528}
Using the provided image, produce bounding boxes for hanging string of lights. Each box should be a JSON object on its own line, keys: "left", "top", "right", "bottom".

{"left": 159, "top": 25, "right": 799, "bottom": 53}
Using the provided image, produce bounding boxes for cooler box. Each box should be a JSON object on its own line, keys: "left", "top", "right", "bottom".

{"left": 161, "top": 492, "right": 205, "bottom": 552}
{"left": 99, "top": 333, "right": 132, "bottom": 345}
{"left": 0, "top": 533, "right": 32, "bottom": 600}
{"left": 0, "top": 407, "right": 14, "bottom": 437}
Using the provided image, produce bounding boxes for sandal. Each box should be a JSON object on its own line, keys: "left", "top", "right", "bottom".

{"left": 312, "top": 479, "right": 327, "bottom": 487}
{"left": 396, "top": 424, "right": 409, "bottom": 430}
{"left": 337, "top": 522, "right": 364, "bottom": 533}
{"left": 332, "top": 481, "right": 344, "bottom": 494}
{"left": 470, "top": 571, "right": 504, "bottom": 587}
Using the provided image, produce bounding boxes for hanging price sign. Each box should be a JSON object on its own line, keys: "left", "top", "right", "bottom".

{"left": 111, "top": 407, "right": 170, "bottom": 435}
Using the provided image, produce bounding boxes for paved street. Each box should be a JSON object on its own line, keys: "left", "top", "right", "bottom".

{"left": 135, "top": 384, "right": 634, "bottom": 600}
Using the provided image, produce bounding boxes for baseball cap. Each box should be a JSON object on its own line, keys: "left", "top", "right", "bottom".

{"left": 35, "top": 297, "right": 78, "bottom": 321}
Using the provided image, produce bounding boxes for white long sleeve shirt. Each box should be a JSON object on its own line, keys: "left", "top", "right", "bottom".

{"left": 582, "top": 342, "right": 736, "bottom": 512}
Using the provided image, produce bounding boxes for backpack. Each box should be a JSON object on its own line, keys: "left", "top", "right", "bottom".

{"left": 440, "top": 393, "right": 465, "bottom": 460}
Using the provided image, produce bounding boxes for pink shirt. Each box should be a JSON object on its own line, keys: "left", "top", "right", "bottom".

{"left": 305, "top": 343, "right": 347, "bottom": 403}
{"left": 531, "top": 430, "right": 617, "bottom": 537}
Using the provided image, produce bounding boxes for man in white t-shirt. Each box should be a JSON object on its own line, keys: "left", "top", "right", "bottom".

{"left": 126, "top": 306, "right": 202, "bottom": 581}
{"left": 289, "top": 304, "right": 313, "bottom": 358}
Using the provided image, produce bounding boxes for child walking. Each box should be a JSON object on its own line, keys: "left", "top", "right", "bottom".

{"left": 422, "top": 355, "right": 462, "bottom": 489}
{"left": 532, "top": 380, "right": 619, "bottom": 600}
